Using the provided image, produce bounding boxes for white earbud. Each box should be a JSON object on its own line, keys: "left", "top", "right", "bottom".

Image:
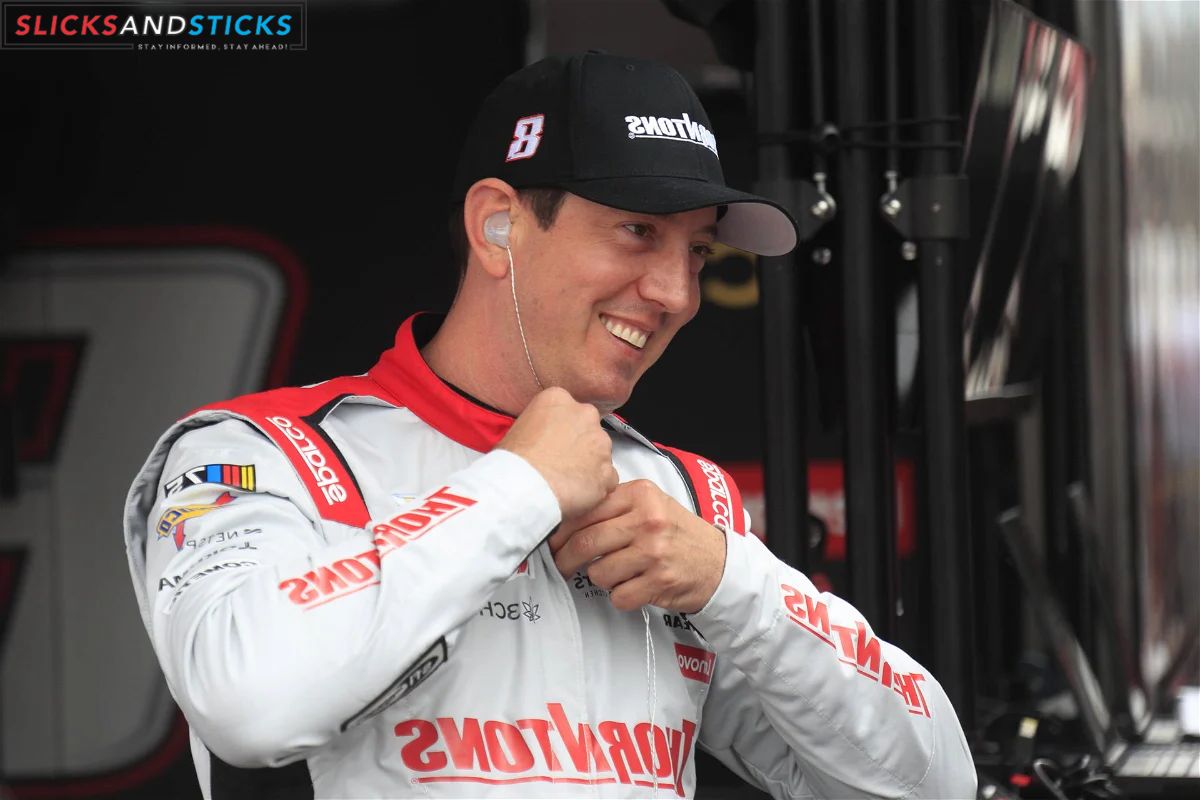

{"left": 483, "top": 211, "right": 511, "bottom": 248}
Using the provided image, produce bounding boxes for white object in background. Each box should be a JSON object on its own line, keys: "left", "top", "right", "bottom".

{"left": 1178, "top": 686, "right": 1200, "bottom": 737}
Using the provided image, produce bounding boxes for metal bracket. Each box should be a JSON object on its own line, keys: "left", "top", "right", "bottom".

{"left": 878, "top": 175, "right": 969, "bottom": 240}
{"left": 795, "top": 175, "right": 837, "bottom": 241}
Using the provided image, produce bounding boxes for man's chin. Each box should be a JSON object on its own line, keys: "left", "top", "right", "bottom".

{"left": 576, "top": 382, "right": 634, "bottom": 416}
{"left": 555, "top": 364, "right": 640, "bottom": 413}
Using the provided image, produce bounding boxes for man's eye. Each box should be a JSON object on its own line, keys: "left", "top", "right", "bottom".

{"left": 691, "top": 243, "right": 715, "bottom": 258}
{"left": 623, "top": 223, "right": 652, "bottom": 238}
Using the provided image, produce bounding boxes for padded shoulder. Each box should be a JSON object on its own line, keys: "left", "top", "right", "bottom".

{"left": 192, "top": 375, "right": 387, "bottom": 529}
{"left": 656, "top": 445, "right": 747, "bottom": 536}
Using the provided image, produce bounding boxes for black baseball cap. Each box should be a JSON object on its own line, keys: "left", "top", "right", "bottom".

{"left": 452, "top": 51, "right": 799, "bottom": 257}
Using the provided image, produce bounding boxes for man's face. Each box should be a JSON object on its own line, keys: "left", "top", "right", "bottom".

{"left": 512, "top": 193, "right": 717, "bottom": 413}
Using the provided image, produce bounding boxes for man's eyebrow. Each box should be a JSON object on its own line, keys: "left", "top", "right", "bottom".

{"left": 697, "top": 224, "right": 718, "bottom": 238}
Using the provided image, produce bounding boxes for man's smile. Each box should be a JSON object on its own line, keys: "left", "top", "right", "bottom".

{"left": 599, "top": 313, "right": 651, "bottom": 350}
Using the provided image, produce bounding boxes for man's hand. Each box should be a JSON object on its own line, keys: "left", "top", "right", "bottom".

{"left": 549, "top": 480, "right": 726, "bottom": 613}
{"left": 496, "top": 387, "right": 618, "bottom": 519}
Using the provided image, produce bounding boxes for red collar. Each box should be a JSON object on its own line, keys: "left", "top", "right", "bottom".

{"left": 367, "top": 314, "right": 515, "bottom": 453}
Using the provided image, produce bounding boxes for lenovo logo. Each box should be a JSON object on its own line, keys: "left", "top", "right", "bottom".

{"left": 674, "top": 644, "right": 715, "bottom": 684}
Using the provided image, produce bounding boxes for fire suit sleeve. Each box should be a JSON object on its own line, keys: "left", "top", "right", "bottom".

{"left": 139, "top": 419, "right": 560, "bottom": 768}
{"left": 688, "top": 530, "right": 977, "bottom": 799}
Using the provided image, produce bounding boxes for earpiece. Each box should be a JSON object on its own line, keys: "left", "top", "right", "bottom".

{"left": 484, "top": 208, "right": 542, "bottom": 389}
{"left": 483, "top": 211, "right": 511, "bottom": 248}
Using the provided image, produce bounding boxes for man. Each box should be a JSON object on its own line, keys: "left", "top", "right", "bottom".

{"left": 124, "top": 52, "right": 976, "bottom": 798}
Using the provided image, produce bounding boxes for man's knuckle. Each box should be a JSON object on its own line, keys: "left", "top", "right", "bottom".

{"left": 579, "top": 530, "right": 597, "bottom": 553}
{"left": 587, "top": 564, "right": 611, "bottom": 590}
{"left": 633, "top": 479, "right": 658, "bottom": 500}
{"left": 639, "top": 505, "right": 667, "bottom": 533}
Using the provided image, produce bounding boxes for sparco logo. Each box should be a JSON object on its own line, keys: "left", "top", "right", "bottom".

{"left": 623, "top": 112, "right": 718, "bottom": 156}
{"left": 266, "top": 415, "right": 346, "bottom": 505}
{"left": 696, "top": 459, "right": 733, "bottom": 531}
{"left": 674, "top": 643, "right": 715, "bottom": 684}
{"left": 394, "top": 702, "right": 697, "bottom": 796}
{"left": 342, "top": 638, "right": 447, "bottom": 732}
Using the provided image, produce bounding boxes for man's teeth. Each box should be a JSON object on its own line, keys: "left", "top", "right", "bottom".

{"left": 601, "top": 316, "right": 648, "bottom": 349}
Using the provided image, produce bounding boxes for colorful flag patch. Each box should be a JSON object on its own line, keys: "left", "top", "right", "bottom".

{"left": 163, "top": 463, "right": 256, "bottom": 498}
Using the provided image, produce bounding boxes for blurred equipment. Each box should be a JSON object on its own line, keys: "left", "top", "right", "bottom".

{"left": 1113, "top": 0, "right": 1200, "bottom": 721}
{"left": 960, "top": 0, "right": 1091, "bottom": 400}
{"left": 998, "top": 509, "right": 1200, "bottom": 796}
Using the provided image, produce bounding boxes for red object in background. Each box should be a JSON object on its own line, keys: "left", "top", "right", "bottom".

{"left": 724, "top": 459, "right": 917, "bottom": 560}
{"left": 1, "top": 338, "right": 86, "bottom": 463}
{"left": 1009, "top": 773, "right": 1032, "bottom": 788}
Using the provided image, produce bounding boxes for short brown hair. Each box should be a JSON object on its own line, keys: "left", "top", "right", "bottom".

{"left": 448, "top": 187, "right": 568, "bottom": 283}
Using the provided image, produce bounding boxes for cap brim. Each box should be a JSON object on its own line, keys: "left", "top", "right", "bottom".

{"left": 560, "top": 176, "right": 799, "bottom": 257}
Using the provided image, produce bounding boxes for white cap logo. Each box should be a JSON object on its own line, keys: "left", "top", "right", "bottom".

{"left": 623, "top": 112, "right": 718, "bottom": 156}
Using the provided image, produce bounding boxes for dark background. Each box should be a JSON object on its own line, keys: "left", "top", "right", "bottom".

{"left": 0, "top": 0, "right": 1104, "bottom": 797}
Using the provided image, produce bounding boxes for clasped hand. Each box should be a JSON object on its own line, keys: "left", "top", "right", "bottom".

{"left": 497, "top": 388, "right": 726, "bottom": 614}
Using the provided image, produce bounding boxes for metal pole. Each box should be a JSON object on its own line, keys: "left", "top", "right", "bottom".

{"left": 912, "top": 0, "right": 975, "bottom": 728}
{"left": 755, "top": 0, "right": 807, "bottom": 570}
{"left": 807, "top": 0, "right": 828, "bottom": 178}
{"left": 884, "top": 0, "right": 900, "bottom": 179}
{"left": 836, "top": 0, "right": 895, "bottom": 634}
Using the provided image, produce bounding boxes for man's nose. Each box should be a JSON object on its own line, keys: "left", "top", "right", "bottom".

{"left": 638, "top": 253, "right": 694, "bottom": 314}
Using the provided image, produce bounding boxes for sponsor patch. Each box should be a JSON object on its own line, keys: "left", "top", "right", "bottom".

{"left": 266, "top": 415, "right": 348, "bottom": 506}
{"left": 623, "top": 112, "right": 718, "bottom": 156}
{"left": 571, "top": 571, "right": 609, "bottom": 600}
{"left": 341, "top": 638, "right": 447, "bottom": 732}
{"left": 163, "top": 559, "right": 257, "bottom": 612}
{"left": 154, "top": 492, "right": 235, "bottom": 550}
{"left": 780, "top": 582, "right": 932, "bottom": 717}
{"left": 393, "top": 702, "right": 697, "bottom": 796}
{"left": 663, "top": 613, "right": 699, "bottom": 634}
{"left": 478, "top": 597, "right": 541, "bottom": 623}
{"left": 674, "top": 643, "right": 715, "bottom": 684}
{"left": 279, "top": 486, "right": 477, "bottom": 609}
{"left": 163, "top": 463, "right": 255, "bottom": 498}
{"left": 180, "top": 527, "right": 262, "bottom": 554}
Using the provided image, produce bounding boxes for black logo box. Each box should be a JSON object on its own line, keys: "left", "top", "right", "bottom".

{"left": 3, "top": 3, "right": 306, "bottom": 48}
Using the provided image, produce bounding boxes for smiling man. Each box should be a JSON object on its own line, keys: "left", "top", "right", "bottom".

{"left": 124, "top": 52, "right": 976, "bottom": 799}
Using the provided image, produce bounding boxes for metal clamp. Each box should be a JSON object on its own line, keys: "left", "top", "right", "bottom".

{"left": 795, "top": 174, "right": 838, "bottom": 241}
{"left": 878, "top": 175, "right": 969, "bottom": 240}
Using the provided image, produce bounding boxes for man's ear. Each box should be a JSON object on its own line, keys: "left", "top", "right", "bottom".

{"left": 464, "top": 179, "right": 520, "bottom": 279}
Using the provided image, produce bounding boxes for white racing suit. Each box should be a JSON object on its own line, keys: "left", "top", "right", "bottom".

{"left": 123, "top": 314, "right": 977, "bottom": 799}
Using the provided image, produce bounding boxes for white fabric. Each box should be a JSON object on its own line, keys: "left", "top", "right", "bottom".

{"left": 124, "top": 396, "right": 975, "bottom": 799}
